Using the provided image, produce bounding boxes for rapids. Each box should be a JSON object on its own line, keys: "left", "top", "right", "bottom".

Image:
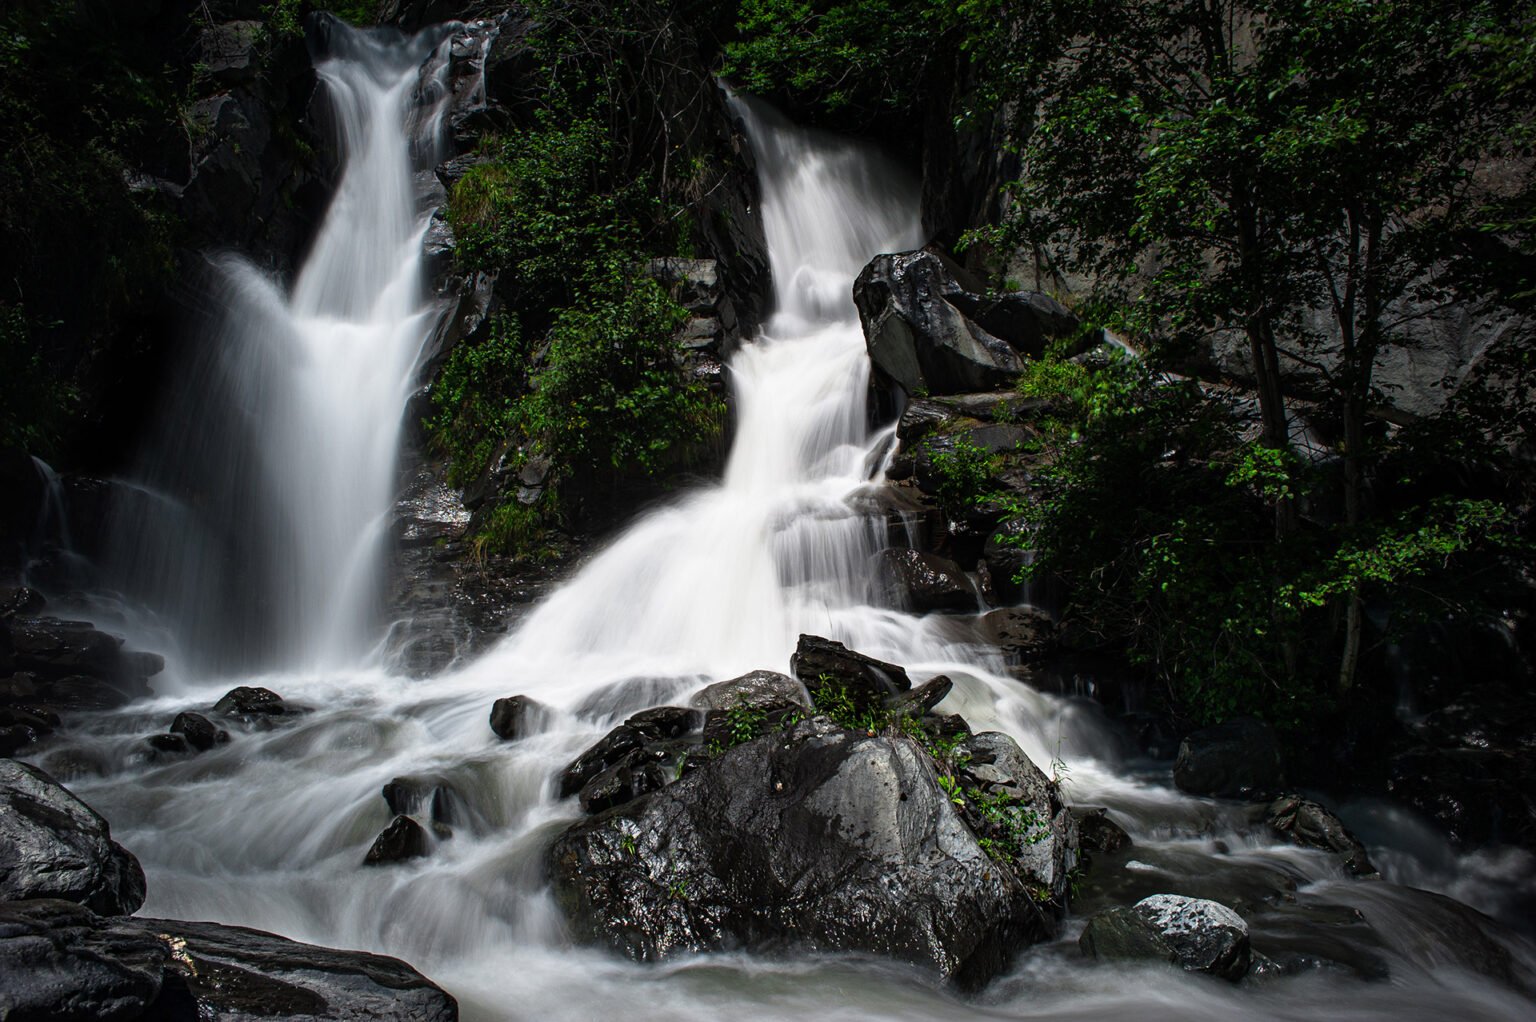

{"left": 22, "top": 18, "right": 1536, "bottom": 1022}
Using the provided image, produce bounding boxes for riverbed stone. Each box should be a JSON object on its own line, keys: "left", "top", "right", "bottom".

{"left": 171, "top": 711, "right": 229, "bottom": 752}
{"left": 0, "top": 758, "right": 146, "bottom": 914}
{"left": 1081, "top": 894, "right": 1251, "bottom": 981}
{"left": 364, "top": 815, "right": 429, "bottom": 865}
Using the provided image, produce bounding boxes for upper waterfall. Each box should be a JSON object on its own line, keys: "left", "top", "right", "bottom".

{"left": 457, "top": 91, "right": 927, "bottom": 703}
{"left": 101, "top": 19, "right": 463, "bottom": 672}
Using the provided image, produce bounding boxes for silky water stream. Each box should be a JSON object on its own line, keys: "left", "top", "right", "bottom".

{"left": 26, "top": 20, "right": 1536, "bottom": 1022}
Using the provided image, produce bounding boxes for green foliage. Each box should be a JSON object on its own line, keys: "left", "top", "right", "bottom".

{"left": 0, "top": 304, "right": 77, "bottom": 456}
{"left": 0, "top": 1, "right": 179, "bottom": 455}
{"left": 428, "top": 314, "right": 527, "bottom": 488}
{"left": 923, "top": 437, "right": 995, "bottom": 517}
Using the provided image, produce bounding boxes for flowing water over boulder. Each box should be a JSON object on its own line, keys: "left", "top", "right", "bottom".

{"left": 549, "top": 716, "right": 1068, "bottom": 988}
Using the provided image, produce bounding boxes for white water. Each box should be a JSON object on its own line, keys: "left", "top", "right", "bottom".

{"left": 97, "top": 22, "right": 459, "bottom": 672}
{"left": 26, "top": 25, "right": 1536, "bottom": 1022}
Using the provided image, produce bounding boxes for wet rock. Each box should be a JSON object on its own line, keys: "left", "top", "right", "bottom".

{"left": 549, "top": 718, "right": 1064, "bottom": 989}
{"left": 364, "top": 815, "right": 429, "bottom": 865}
{"left": 147, "top": 733, "right": 192, "bottom": 756}
{"left": 0, "top": 759, "right": 146, "bottom": 914}
{"left": 855, "top": 248, "right": 1080, "bottom": 397}
{"left": 891, "top": 675, "right": 954, "bottom": 716}
{"left": 213, "top": 685, "right": 289, "bottom": 718}
{"left": 1386, "top": 731, "right": 1536, "bottom": 851}
{"left": 955, "top": 731, "right": 1076, "bottom": 901}
{"left": 790, "top": 634, "right": 912, "bottom": 713}
{"left": 124, "top": 915, "right": 459, "bottom": 1021}
{"left": 0, "top": 899, "right": 168, "bottom": 1021}
{"left": 578, "top": 758, "right": 674, "bottom": 815}
{"left": 1173, "top": 718, "right": 1285, "bottom": 799}
{"left": 489, "top": 694, "right": 546, "bottom": 741}
{"left": 381, "top": 775, "right": 472, "bottom": 834}
{"left": 625, "top": 706, "right": 702, "bottom": 741}
{"left": 559, "top": 724, "right": 647, "bottom": 798}
{"left": 1266, "top": 796, "right": 1378, "bottom": 877}
{"left": 976, "top": 606, "right": 1056, "bottom": 663}
{"left": 873, "top": 548, "right": 977, "bottom": 613}
{"left": 1081, "top": 894, "right": 1251, "bottom": 981}
{"left": 1072, "top": 806, "right": 1132, "bottom": 854}
{"left": 0, "top": 585, "right": 45, "bottom": 619}
{"left": 8, "top": 617, "right": 160, "bottom": 690}
{"left": 690, "top": 670, "right": 809, "bottom": 713}
{"left": 171, "top": 711, "right": 229, "bottom": 752}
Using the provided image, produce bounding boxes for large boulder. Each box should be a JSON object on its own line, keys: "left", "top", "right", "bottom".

{"left": 0, "top": 899, "right": 168, "bottom": 1021}
{"left": 1172, "top": 717, "right": 1285, "bottom": 799}
{"left": 0, "top": 899, "right": 460, "bottom": 1022}
{"left": 548, "top": 717, "right": 1065, "bottom": 989}
{"left": 854, "top": 249, "right": 1079, "bottom": 397}
{"left": 0, "top": 759, "right": 146, "bottom": 915}
{"left": 1080, "top": 894, "right": 1252, "bottom": 981}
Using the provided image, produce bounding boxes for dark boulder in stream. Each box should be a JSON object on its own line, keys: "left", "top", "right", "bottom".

{"left": 0, "top": 899, "right": 460, "bottom": 1022}
{"left": 0, "top": 758, "right": 146, "bottom": 915}
{"left": 1265, "top": 795, "right": 1378, "bottom": 877}
{"left": 1080, "top": 894, "right": 1252, "bottom": 981}
{"left": 1173, "top": 717, "right": 1285, "bottom": 799}
{"left": 548, "top": 715, "right": 1071, "bottom": 989}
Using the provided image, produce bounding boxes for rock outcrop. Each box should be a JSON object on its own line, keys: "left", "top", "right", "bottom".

{"left": 854, "top": 248, "right": 1080, "bottom": 398}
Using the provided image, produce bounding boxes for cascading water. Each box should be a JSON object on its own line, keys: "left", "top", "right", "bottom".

{"left": 31, "top": 42, "right": 1536, "bottom": 1022}
{"left": 99, "top": 20, "right": 459, "bottom": 672}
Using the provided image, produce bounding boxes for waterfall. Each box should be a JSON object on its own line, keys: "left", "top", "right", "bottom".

{"left": 40, "top": 71, "right": 1536, "bottom": 1022}
{"left": 102, "top": 20, "right": 458, "bottom": 672}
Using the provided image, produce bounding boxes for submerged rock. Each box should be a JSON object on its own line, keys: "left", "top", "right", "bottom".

{"left": 1173, "top": 718, "right": 1284, "bottom": 799}
{"left": 1081, "top": 894, "right": 1251, "bottom": 981}
{"left": 548, "top": 717, "right": 1067, "bottom": 989}
{"left": 0, "top": 758, "right": 146, "bottom": 914}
